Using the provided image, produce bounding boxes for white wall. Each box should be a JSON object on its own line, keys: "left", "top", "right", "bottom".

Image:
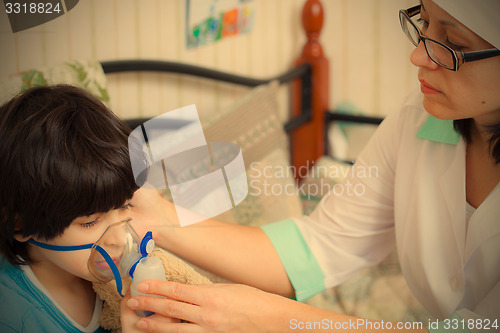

{"left": 0, "top": 0, "right": 419, "bottom": 121}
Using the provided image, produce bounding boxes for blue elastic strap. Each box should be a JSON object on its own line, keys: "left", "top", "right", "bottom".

{"left": 92, "top": 245, "right": 123, "bottom": 295}
{"left": 27, "top": 239, "right": 124, "bottom": 295}
{"left": 27, "top": 239, "right": 93, "bottom": 251}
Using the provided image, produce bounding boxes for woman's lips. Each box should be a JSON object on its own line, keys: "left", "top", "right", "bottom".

{"left": 419, "top": 79, "right": 441, "bottom": 95}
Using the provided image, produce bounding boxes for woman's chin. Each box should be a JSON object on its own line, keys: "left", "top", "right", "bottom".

{"left": 422, "top": 98, "right": 456, "bottom": 120}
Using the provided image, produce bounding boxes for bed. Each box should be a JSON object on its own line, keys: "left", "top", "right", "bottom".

{"left": 0, "top": 0, "right": 430, "bottom": 325}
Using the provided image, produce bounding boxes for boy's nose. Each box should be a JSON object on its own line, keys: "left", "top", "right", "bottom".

{"left": 101, "top": 223, "right": 127, "bottom": 248}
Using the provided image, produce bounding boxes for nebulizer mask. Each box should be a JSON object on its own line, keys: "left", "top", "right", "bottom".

{"left": 28, "top": 218, "right": 155, "bottom": 296}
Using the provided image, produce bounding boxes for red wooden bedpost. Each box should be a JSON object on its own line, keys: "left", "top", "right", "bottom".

{"left": 292, "top": 0, "right": 329, "bottom": 182}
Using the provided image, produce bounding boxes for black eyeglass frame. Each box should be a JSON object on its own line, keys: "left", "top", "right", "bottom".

{"left": 399, "top": 5, "right": 500, "bottom": 71}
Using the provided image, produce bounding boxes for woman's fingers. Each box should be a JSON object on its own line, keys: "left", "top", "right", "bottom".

{"left": 128, "top": 292, "right": 203, "bottom": 324}
{"left": 136, "top": 320, "right": 203, "bottom": 333}
{"left": 140, "top": 281, "right": 204, "bottom": 305}
{"left": 121, "top": 291, "right": 148, "bottom": 333}
{"left": 127, "top": 282, "right": 296, "bottom": 332}
{"left": 129, "top": 188, "right": 180, "bottom": 230}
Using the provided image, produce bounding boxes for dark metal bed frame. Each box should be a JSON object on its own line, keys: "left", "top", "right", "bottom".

{"left": 100, "top": 59, "right": 314, "bottom": 135}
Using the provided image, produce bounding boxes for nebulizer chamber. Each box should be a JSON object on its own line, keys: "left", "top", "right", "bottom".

{"left": 88, "top": 219, "right": 166, "bottom": 299}
{"left": 131, "top": 256, "right": 167, "bottom": 316}
{"left": 90, "top": 220, "right": 166, "bottom": 317}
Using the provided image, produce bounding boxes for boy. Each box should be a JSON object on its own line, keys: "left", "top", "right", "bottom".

{"left": 0, "top": 85, "right": 139, "bottom": 332}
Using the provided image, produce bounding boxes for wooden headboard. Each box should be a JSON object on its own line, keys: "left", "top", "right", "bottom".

{"left": 100, "top": 0, "right": 383, "bottom": 180}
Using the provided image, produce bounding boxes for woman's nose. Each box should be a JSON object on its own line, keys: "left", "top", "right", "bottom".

{"left": 410, "top": 41, "right": 440, "bottom": 70}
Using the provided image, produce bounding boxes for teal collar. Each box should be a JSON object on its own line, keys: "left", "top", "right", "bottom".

{"left": 416, "top": 115, "right": 460, "bottom": 145}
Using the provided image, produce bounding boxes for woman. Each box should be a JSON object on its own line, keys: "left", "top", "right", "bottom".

{"left": 122, "top": 0, "right": 500, "bottom": 332}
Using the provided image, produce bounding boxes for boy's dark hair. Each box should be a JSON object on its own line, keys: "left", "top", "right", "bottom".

{"left": 0, "top": 85, "right": 139, "bottom": 266}
{"left": 454, "top": 118, "right": 500, "bottom": 164}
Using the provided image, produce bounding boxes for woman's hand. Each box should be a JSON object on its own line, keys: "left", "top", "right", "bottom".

{"left": 121, "top": 289, "right": 180, "bottom": 333}
{"left": 126, "top": 189, "right": 295, "bottom": 298}
{"left": 126, "top": 280, "right": 299, "bottom": 333}
{"left": 125, "top": 281, "right": 430, "bottom": 333}
{"left": 128, "top": 188, "right": 180, "bottom": 239}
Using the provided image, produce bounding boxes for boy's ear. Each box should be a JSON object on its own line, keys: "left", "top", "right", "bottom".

{"left": 13, "top": 218, "right": 31, "bottom": 243}
{"left": 14, "top": 233, "right": 31, "bottom": 243}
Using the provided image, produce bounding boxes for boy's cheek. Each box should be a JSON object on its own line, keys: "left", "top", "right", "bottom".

{"left": 43, "top": 249, "right": 96, "bottom": 281}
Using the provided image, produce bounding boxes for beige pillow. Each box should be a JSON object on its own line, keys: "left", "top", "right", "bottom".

{"left": 202, "top": 81, "right": 303, "bottom": 227}
{"left": 0, "top": 60, "right": 110, "bottom": 105}
{"left": 161, "top": 81, "right": 302, "bottom": 228}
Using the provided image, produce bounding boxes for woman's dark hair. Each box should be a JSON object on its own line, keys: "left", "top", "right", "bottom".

{"left": 0, "top": 85, "right": 139, "bottom": 266}
{"left": 454, "top": 119, "right": 500, "bottom": 164}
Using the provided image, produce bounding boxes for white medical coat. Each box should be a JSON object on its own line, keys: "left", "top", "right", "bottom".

{"left": 262, "top": 90, "right": 500, "bottom": 325}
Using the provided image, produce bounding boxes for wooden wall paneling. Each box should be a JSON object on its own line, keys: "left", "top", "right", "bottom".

{"left": 67, "top": 0, "right": 93, "bottom": 61}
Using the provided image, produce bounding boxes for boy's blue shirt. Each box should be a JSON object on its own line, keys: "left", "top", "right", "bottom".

{"left": 0, "top": 257, "right": 109, "bottom": 333}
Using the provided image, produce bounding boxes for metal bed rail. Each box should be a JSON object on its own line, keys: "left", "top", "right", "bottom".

{"left": 101, "top": 59, "right": 313, "bottom": 133}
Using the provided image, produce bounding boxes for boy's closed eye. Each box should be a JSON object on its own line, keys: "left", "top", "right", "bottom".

{"left": 120, "top": 203, "right": 133, "bottom": 211}
{"left": 79, "top": 203, "right": 134, "bottom": 229}
{"left": 80, "top": 219, "right": 100, "bottom": 229}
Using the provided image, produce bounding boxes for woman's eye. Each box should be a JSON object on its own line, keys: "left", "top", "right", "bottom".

{"left": 416, "top": 18, "right": 429, "bottom": 31}
{"left": 446, "top": 39, "right": 466, "bottom": 52}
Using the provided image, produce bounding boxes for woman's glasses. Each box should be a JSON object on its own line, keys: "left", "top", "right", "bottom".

{"left": 399, "top": 5, "right": 500, "bottom": 71}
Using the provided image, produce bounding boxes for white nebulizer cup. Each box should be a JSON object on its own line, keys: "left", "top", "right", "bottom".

{"left": 130, "top": 256, "right": 167, "bottom": 317}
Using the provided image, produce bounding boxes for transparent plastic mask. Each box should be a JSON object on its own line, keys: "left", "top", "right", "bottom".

{"left": 89, "top": 220, "right": 142, "bottom": 281}
{"left": 28, "top": 218, "right": 155, "bottom": 296}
